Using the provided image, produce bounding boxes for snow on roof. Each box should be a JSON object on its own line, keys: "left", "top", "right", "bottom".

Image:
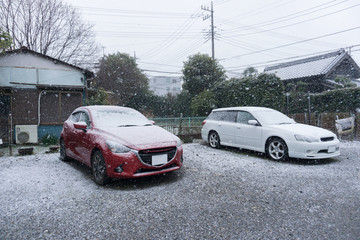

{"left": 264, "top": 50, "right": 348, "bottom": 80}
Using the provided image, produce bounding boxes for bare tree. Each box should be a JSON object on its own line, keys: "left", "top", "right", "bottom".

{"left": 0, "top": 0, "right": 99, "bottom": 68}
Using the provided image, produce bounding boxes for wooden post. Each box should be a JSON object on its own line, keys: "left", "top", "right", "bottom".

{"left": 8, "top": 114, "right": 12, "bottom": 156}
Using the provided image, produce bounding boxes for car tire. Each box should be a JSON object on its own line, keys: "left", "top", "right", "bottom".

{"left": 208, "top": 131, "right": 221, "bottom": 148}
{"left": 59, "top": 139, "right": 69, "bottom": 162}
{"left": 266, "top": 137, "right": 289, "bottom": 161}
{"left": 92, "top": 150, "right": 110, "bottom": 185}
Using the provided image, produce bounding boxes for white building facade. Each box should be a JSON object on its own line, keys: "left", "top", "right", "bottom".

{"left": 149, "top": 76, "right": 182, "bottom": 96}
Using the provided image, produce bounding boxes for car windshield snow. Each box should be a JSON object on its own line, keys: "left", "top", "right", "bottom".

{"left": 92, "top": 109, "right": 151, "bottom": 128}
{"left": 254, "top": 110, "right": 295, "bottom": 125}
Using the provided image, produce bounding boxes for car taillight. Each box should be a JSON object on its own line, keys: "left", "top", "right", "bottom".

{"left": 202, "top": 120, "right": 206, "bottom": 126}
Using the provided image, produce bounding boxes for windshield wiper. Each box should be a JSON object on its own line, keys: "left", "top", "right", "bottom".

{"left": 118, "top": 124, "right": 137, "bottom": 127}
{"left": 278, "top": 122, "right": 292, "bottom": 125}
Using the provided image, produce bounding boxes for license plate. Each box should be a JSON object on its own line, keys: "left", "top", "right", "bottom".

{"left": 152, "top": 154, "right": 167, "bottom": 166}
{"left": 328, "top": 145, "right": 336, "bottom": 153}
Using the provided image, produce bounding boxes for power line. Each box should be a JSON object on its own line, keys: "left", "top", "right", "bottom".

{"left": 142, "top": 69, "right": 181, "bottom": 74}
{"left": 228, "top": 0, "right": 297, "bottom": 21}
{"left": 225, "top": 26, "right": 360, "bottom": 60}
{"left": 221, "top": 3, "right": 360, "bottom": 38}
{"left": 220, "top": 0, "right": 345, "bottom": 33}
{"left": 224, "top": 44, "right": 360, "bottom": 71}
{"left": 140, "top": 8, "right": 202, "bottom": 59}
{"left": 75, "top": 6, "right": 193, "bottom": 18}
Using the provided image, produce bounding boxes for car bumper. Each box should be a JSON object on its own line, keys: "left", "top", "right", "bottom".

{"left": 103, "top": 146, "right": 183, "bottom": 178}
{"left": 287, "top": 139, "right": 340, "bottom": 159}
{"left": 201, "top": 129, "right": 208, "bottom": 142}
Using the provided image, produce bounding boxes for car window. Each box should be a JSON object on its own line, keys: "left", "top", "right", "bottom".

{"left": 79, "top": 112, "right": 91, "bottom": 128}
{"left": 237, "top": 111, "right": 256, "bottom": 124}
{"left": 208, "top": 111, "right": 237, "bottom": 122}
{"left": 70, "top": 112, "right": 81, "bottom": 122}
{"left": 221, "top": 111, "right": 237, "bottom": 122}
{"left": 207, "top": 111, "right": 221, "bottom": 121}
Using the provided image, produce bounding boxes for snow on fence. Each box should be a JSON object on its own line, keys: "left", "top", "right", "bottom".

{"left": 151, "top": 112, "right": 359, "bottom": 141}
{"left": 335, "top": 115, "right": 355, "bottom": 139}
{"left": 150, "top": 117, "right": 206, "bottom": 141}
{"left": 289, "top": 112, "right": 359, "bottom": 139}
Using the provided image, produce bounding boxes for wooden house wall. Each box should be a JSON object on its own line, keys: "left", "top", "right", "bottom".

{"left": 12, "top": 89, "right": 38, "bottom": 125}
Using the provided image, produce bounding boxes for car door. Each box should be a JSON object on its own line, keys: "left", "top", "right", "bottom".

{"left": 74, "top": 111, "right": 92, "bottom": 165}
{"left": 236, "top": 111, "right": 262, "bottom": 151}
{"left": 65, "top": 112, "right": 81, "bottom": 159}
{"left": 217, "top": 111, "right": 238, "bottom": 147}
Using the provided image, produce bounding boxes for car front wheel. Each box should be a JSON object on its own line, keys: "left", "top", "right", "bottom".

{"left": 92, "top": 150, "right": 110, "bottom": 185}
{"left": 59, "top": 139, "right": 69, "bottom": 162}
{"left": 209, "top": 131, "right": 221, "bottom": 148}
{"left": 266, "top": 137, "right": 288, "bottom": 161}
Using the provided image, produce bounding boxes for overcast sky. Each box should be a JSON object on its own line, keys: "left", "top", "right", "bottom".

{"left": 66, "top": 0, "right": 360, "bottom": 77}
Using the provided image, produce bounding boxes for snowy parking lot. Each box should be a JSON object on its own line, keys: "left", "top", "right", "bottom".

{"left": 1, "top": 141, "right": 360, "bottom": 239}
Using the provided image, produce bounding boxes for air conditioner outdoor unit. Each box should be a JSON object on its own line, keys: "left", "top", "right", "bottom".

{"left": 15, "top": 125, "right": 38, "bottom": 144}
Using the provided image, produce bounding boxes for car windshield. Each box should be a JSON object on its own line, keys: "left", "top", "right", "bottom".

{"left": 253, "top": 109, "right": 295, "bottom": 125}
{"left": 91, "top": 109, "right": 151, "bottom": 128}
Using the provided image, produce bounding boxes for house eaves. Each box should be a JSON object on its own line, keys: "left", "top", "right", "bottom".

{"left": 3, "top": 47, "right": 94, "bottom": 79}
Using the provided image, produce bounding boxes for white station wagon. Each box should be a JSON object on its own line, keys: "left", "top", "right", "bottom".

{"left": 201, "top": 107, "right": 340, "bottom": 161}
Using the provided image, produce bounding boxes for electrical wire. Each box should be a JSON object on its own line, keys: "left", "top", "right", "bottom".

{"left": 225, "top": 26, "right": 360, "bottom": 60}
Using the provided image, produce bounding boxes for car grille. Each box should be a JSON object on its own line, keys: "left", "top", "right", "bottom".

{"left": 321, "top": 137, "right": 334, "bottom": 142}
{"left": 138, "top": 147, "right": 177, "bottom": 166}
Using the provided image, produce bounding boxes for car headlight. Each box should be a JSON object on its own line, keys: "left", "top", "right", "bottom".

{"left": 176, "top": 137, "right": 182, "bottom": 147}
{"left": 294, "top": 134, "right": 319, "bottom": 143}
{"left": 106, "top": 140, "right": 131, "bottom": 153}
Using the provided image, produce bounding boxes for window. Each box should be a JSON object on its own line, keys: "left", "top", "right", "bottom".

{"left": 222, "top": 111, "right": 237, "bottom": 122}
{"left": 207, "top": 111, "right": 237, "bottom": 123}
{"left": 237, "top": 111, "right": 255, "bottom": 124}
{"left": 79, "top": 111, "right": 91, "bottom": 127}
{"left": 40, "top": 91, "right": 82, "bottom": 124}
{"left": 70, "top": 112, "right": 81, "bottom": 122}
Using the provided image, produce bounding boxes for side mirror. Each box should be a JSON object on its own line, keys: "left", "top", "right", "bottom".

{"left": 248, "top": 120, "right": 259, "bottom": 126}
{"left": 149, "top": 120, "right": 155, "bottom": 125}
{"left": 74, "top": 122, "right": 88, "bottom": 131}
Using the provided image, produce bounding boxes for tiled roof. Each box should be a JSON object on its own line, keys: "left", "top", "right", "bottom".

{"left": 264, "top": 50, "right": 347, "bottom": 80}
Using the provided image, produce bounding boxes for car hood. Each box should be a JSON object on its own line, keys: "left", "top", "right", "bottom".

{"left": 97, "top": 125, "right": 178, "bottom": 150}
{"left": 268, "top": 123, "right": 336, "bottom": 138}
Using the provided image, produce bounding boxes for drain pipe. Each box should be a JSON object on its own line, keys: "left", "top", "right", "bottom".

{"left": 38, "top": 90, "right": 45, "bottom": 126}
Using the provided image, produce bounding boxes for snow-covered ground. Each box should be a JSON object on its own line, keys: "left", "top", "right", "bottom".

{"left": 0, "top": 141, "right": 359, "bottom": 239}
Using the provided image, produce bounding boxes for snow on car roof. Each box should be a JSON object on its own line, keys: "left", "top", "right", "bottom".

{"left": 76, "top": 105, "right": 136, "bottom": 112}
{"left": 212, "top": 106, "right": 273, "bottom": 112}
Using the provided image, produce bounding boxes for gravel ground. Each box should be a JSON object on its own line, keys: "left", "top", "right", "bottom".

{"left": 0, "top": 141, "right": 360, "bottom": 240}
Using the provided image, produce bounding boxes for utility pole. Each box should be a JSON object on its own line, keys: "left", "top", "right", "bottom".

{"left": 202, "top": 1, "right": 215, "bottom": 59}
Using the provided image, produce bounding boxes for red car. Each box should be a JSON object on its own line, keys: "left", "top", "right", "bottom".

{"left": 60, "top": 105, "right": 183, "bottom": 185}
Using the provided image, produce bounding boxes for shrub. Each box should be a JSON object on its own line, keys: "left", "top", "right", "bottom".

{"left": 41, "top": 134, "right": 59, "bottom": 146}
